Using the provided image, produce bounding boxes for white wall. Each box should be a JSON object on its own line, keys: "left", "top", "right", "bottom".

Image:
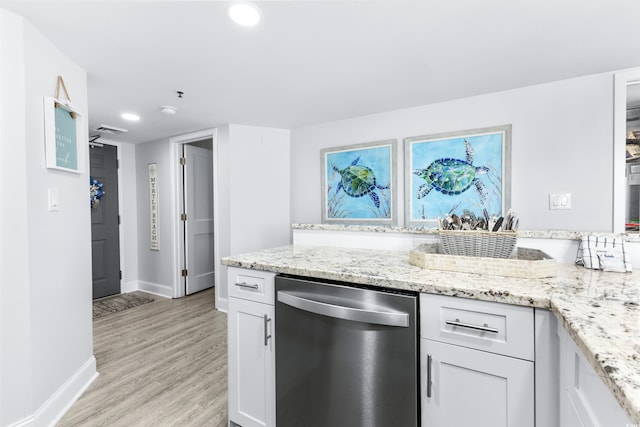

{"left": 228, "top": 124, "right": 291, "bottom": 254}
{"left": 135, "top": 138, "right": 174, "bottom": 297}
{"left": 1, "top": 9, "right": 96, "bottom": 426}
{"left": 291, "top": 73, "right": 614, "bottom": 232}
{"left": 0, "top": 9, "right": 33, "bottom": 426}
{"left": 215, "top": 124, "right": 291, "bottom": 310}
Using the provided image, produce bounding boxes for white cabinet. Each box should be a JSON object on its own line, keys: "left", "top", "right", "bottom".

{"left": 420, "top": 294, "right": 534, "bottom": 427}
{"left": 558, "top": 323, "right": 632, "bottom": 427}
{"left": 227, "top": 268, "right": 275, "bottom": 427}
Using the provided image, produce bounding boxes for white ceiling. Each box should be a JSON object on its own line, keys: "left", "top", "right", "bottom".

{"left": 3, "top": 0, "right": 640, "bottom": 144}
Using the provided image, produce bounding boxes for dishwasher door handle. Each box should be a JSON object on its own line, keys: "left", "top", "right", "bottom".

{"left": 277, "top": 290, "right": 409, "bottom": 327}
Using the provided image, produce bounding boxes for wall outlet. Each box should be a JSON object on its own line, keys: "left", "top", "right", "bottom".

{"left": 549, "top": 193, "right": 571, "bottom": 210}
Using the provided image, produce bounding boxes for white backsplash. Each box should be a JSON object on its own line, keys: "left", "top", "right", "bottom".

{"left": 292, "top": 224, "right": 640, "bottom": 267}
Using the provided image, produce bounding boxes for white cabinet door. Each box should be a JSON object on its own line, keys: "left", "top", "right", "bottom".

{"left": 228, "top": 297, "right": 275, "bottom": 427}
{"left": 558, "top": 325, "right": 632, "bottom": 427}
{"left": 422, "top": 339, "right": 534, "bottom": 427}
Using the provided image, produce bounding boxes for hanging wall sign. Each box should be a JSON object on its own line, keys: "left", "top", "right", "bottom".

{"left": 43, "top": 96, "right": 83, "bottom": 173}
{"left": 149, "top": 163, "right": 159, "bottom": 251}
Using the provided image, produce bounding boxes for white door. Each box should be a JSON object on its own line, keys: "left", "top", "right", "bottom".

{"left": 422, "top": 338, "right": 534, "bottom": 427}
{"left": 184, "top": 143, "right": 215, "bottom": 295}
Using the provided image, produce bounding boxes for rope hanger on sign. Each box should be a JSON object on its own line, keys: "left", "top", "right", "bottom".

{"left": 54, "top": 75, "right": 76, "bottom": 119}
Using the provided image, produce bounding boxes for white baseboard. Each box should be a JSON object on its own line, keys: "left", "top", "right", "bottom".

{"left": 8, "top": 415, "right": 34, "bottom": 427}
{"left": 215, "top": 294, "right": 228, "bottom": 313}
{"left": 137, "top": 280, "right": 172, "bottom": 299}
{"left": 9, "top": 356, "right": 99, "bottom": 427}
{"left": 120, "top": 280, "right": 138, "bottom": 294}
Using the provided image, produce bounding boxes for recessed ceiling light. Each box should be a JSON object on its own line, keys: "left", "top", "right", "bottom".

{"left": 121, "top": 113, "right": 140, "bottom": 121}
{"left": 228, "top": 3, "right": 261, "bottom": 26}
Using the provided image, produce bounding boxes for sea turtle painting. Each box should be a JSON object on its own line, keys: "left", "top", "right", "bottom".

{"left": 333, "top": 157, "right": 389, "bottom": 208}
{"left": 413, "top": 139, "right": 489, "bottom": 204}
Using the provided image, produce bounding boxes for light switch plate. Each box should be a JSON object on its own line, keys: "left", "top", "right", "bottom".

{"left": 549, "top": 193, "right": 571, "bottom": 210}
{"left": 48, "top": 188, "right": 60, "bottom": 211}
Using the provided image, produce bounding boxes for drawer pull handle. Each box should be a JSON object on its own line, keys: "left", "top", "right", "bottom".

{"left": 445, "top": 319, "right": 499, "bottom": 334}
{"left": 235, "top": 282, "right": 259, "bottom": 290}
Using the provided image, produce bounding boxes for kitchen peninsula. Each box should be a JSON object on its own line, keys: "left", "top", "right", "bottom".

{"left": 222, "top": 241, "right": 640, "bottom": 426}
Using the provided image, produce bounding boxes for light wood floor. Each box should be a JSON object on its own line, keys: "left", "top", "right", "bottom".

{"left": 57, "top": 288, "right": 228, "bottom": 427}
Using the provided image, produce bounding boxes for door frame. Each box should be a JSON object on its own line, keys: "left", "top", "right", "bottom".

{"left": 614, "top": 68, "right": 640, "bottom": 233}
{"left": 170, "top": 129, "right": 219, "bottom": 299}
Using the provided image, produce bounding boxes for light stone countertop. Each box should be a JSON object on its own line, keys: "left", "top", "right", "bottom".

{"left": 222, "top": 244, "right": 640, "bottom": 424}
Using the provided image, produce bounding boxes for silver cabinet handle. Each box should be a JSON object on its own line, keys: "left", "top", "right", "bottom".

{"left": 263, "top": 314, "right": 272, "bottom": 346}
{"left": 426, "top": 353, "right": 433, "bottom": 398}
{"left": 235, "top": 282, "right": 259, "bottom": 290}
{"left": 277, "top": 290, "right": 409, "bottom": 327}
{"left": 445, "top": 318, "right": 499, "bottom": 334}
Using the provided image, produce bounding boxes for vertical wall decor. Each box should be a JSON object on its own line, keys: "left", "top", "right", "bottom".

{"left": 404, "top": 125, "right": 512, "bottom": 228}
{"left": 43, "top": 76, "right": 83, "bottom": 172}
{"left": 43, "top": 96, "right": 82, "bottom": 172}
{"left": 321, "top": 139, "right": 397, "bottom": 225}
{"left": 149, "top": 163, "right": 159, "bottom": 250}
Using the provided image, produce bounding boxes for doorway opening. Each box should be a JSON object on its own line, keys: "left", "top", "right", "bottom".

{"left": 624, "top": 81, "right": 640, "bottom": 232}
{"left": 170, "top": 129, "right": 218, "bottom": 299}
{"left": 181, "top": 139, "right": 215, "bottom": 295}
{"left": 614, "top": 68, "right": 640, "bottom": 233}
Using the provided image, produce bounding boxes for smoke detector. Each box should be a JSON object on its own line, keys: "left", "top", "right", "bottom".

{"left": 94, "top": 124, "right": 128, "bottom": 134}
{"left": 161, "top": 105, "right": 177, "bottom": 115}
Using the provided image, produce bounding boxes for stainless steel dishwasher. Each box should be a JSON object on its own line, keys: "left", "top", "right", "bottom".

{"left": 275, "top": 275, "right": 419, "bottom": 427}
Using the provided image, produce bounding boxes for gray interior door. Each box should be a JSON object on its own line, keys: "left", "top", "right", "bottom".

{"left": 90, "top": 144, "right": 121, "bottom": 299}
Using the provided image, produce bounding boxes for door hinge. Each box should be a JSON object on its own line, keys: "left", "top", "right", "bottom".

{"left": 179, "top": 157, "right": 186, "bottom": 165}
{"left": 181, "top": 269, "right": 188, "bottom": 277}
{"left": 119, "top": 270, "right": 122, "bottom": 280}
{"left": 118, "top": 215, "right": 121, "bottom": 225}
{"left": 181, "top": 213, "right": 187, "bottom": 221}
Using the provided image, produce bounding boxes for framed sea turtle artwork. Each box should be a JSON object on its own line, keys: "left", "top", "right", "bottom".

{"left": 404, "top": 125, "right": 512, "bottom": 228}
{"left": 321, "top": 139, "right": 397, "bottom": 225}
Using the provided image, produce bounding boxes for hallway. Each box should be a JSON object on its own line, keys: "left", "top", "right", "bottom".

{"left": 57, "top": 288, "right": 228, "bottom": 426}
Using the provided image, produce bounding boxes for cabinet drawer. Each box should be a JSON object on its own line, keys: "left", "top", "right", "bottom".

{"left": 420, "top": 293, "right": 534, "bottom": 360}
{"left": 228, "top": 267, "right": 275, "bottom": 305}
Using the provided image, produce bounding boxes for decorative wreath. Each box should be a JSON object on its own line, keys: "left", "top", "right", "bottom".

{"left": 90, "top": 176, "right": 105, "bottom": 208}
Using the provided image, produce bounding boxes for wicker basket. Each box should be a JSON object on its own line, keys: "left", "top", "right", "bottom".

{"left": 438, "top": 230, "right": 517, "bottom": 258}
